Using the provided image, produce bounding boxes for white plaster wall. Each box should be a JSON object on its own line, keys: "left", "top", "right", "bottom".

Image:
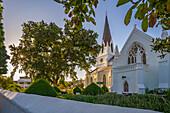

{"left": 158, "top": 54, "right": 170, "bottom": 89}
{"left": 116, "top": 28, "right": 159, "bottom": 90}
{"left": 113, "top": 70, "right": 137, "bottom": 94}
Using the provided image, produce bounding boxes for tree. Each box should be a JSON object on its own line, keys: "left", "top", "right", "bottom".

{"left": 57, "top": 78, "right": 66, "bottom": 87}
{"left": 9, "top": 20, "right": 101, "bottom": 86}
{"left": 76, "top": 78, "right": 84, "bottom": 89}
{"left": 0, "top": 0, "right": 9, "bottom": 75}
{"left": 54, "top": 0, "right": 170, "bottom": 58}
{"left": 0, "top": 76, "right": 13, "bottom": 89}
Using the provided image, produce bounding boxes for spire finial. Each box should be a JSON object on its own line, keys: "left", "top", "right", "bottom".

{"left": 134, "top": 24, "right": 136, "bottom": 28}
{"left": 106, "top": 11, "right": 107, "bottom": 16}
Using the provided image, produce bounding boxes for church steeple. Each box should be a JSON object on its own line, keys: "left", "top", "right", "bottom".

{"left": 103, "top": 15, "right": 112, "bottom": 46}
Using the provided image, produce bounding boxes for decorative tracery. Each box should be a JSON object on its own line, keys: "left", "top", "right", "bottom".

{"left": 128, "top": 42, "right": 146, "bottom": 64}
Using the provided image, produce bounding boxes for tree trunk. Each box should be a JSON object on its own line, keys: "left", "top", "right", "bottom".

{"left": 52, "top": 75, "right": 59, "bottom": 86}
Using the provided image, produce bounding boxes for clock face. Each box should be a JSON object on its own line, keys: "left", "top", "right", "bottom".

{"left": 100, "top": 58, "right": 103, "bottom": 63}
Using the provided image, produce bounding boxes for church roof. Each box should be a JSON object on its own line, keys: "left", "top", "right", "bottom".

{"left": 91, "top": 66, "right": 112, "bottom": 74}
{"left": 108, "top": 56, "right": 114, "bottom": 62}
{"left": 103, "top": 15, "right": 112, "bottom": 46}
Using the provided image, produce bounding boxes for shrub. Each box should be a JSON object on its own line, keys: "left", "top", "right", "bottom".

{"left": 53, "top": 86, "right": 61, "bottom": 93}
{"left": 7, "top": 83, "right": 23, "bottom": 92}
{"left": 164, "top": 89, "right": 170, "bottom": 99}
{"left": 58, "top": 84, "right": 66, "bottom": 89}
{"left": 73, "top": 86, "right": 81, "bottom": 94}
{"left": 101, "top": 85, "right": 109, "bottom": 93}
{"left": 60, "top": 94, "right": 170, "bottom": 113}
{"left": 83, "top": 82, "right": 104, "bottom": 96}
{"left": 67, "top": 89, "right": 73, "bottom": 95}
{"left": 25, "top": 78, "right": 57, "bottom": 97}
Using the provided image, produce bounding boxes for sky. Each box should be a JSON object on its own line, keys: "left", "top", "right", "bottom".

{"left": 3, "top": 0, "right": 169, "bottom": 81}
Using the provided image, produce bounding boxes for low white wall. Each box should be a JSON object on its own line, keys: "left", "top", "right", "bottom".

{"left": 0, "top": 89, "right": 160, "bottom": 113}
{"left": 0, "top": 89, "right": 29, "bottom": 113}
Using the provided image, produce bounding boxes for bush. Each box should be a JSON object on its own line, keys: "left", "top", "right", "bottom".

{"left": 53, "top": 86, "right": 61, "bottom": 93}
{"left": 73, "top": 86, "right": 81, "bottom": 94}
{"left": 60, "top": 94, "right": 170, "bottom": 113}
{"left": 164, "top": 89, "right": 170, "bottom": 99}
{"left": 67, "top": 89, "right": 73, "bottom": 95}
{"left": 7, "top": 83, "right": 23, "bottom": 92}
{"left": 83, "top": 82, "right": 104, "bottom": 96}
{"left": 101, "top": 85, "right": 109, "bottom": 93}
{"left": 25, "top": 78, "right": 57, "bottom": 97}
{"left": 58, "top": 84, "right": 66, "bottom": 89}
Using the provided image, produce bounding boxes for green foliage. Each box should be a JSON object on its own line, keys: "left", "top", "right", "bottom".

{"left": 0, "top": 0, "right": 9, "bottom": 74}
{"left": 117, "top": 0, "right": 130, "bottom": 7}
{"left": 101, "top": 85, "right": 108, "bottom": 93}
{"left": 67, "top": 89, "right": 73, "bottom": 95}
{"left": 151, "top": 36, "right": 170, "bottom": 58}
{"left": 58, "top": 84, "right": 66, "bottom": 89}
{"left": 53, "top": 86, "right": 61, "bottom": 93}
{"left": 117, "top": 0, "right": 170, "bottom": 31}
{"left": 0, "top": 76, "right": 13, "bottom": 89}
{"left": 9, "top": 20, "right": 101, "bottom": 84}
{"left": 57, "top": 79, "right": 66, "bottom": 87}
{"left": 54, "top": 0, "right": 98, "bottom": 27}
{"left": 25, "top": 78, "right": 57, "bottom": 97}
{"left": 165, "top": 89, "right": 170, "bottom": 100}
{"left": 7, "top": 83, "right": 23, "bottom": 92}
{"left": 56, "top": 0, "right": 169, "bottom": 31}
{"left": 83, "top": 82, "right": 104, "bottom": 96}
{"left": 55, "top": 0, "right": 169, "bottom": 58}
{"left": 73, "top": 86, "right": 81, "bottom": 94}
{"left": 60, "top": 94, "right": 170, "bottom": 113}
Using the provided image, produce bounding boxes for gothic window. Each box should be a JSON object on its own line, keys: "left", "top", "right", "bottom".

{"left": 143, "top": 53, "right": 146, "bottom": 64}
{"left": 124, "top": 81, "right": 129, "bottom": 92}
{"left": 90, "top": 77, "right": 93, "bottom": 83}
{"left": 103, "top": 75, "right": 106, "bottom": 85}
{"left": 128, "top": 42, "right": 146, "bottom": 64}
{"left": 128, "top": 57, "right": 130, "bottom": 64}
{"left": 102, "top": 44, "right": 104, "bottom": 53}
{"left": 111, "top": 43, "right": 113, "bottom": 52}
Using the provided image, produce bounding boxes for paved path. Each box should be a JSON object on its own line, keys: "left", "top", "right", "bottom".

{"left": 0, "top": 89, "right": 161, "bottom": 113}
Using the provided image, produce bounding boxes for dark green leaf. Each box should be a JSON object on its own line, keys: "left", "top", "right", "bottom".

{"left": 142, "top": 15, "right": 148, "bottom": 32}
{"left": 116, "top": 0, "right": 130, "bottom": 7}
{"left": 124, "top": 8, "right": 132, "bottom": 25}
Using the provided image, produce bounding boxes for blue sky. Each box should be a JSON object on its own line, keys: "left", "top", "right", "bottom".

{"left": 3, "top": 0, "right": 168, "bottom": 81}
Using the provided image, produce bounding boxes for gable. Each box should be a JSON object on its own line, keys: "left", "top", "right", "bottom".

{"left": 120, "top": 27, "right": 154, "bottom": 55}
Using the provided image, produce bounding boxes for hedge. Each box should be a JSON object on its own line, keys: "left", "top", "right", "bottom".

{"left": 73, "top": 86, "right": 81, "bottom": 94}
{"left": 60, "top": 94, "right": 170, "bottom": 113}
{"left": 83, "top": 82, "right": 104, "bottom": 96}
{"left": 25, "top": 78, "right": 57, "bottom": 97}
{"left": 101, "top": 85, "right": 109, "bottom": 93}
{"left": 53, "top": 86, "right": 61, "bottom": 93}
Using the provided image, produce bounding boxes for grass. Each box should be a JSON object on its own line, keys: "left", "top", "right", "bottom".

{"left": 57, "top": 94, "right": 170, "bottom": 113}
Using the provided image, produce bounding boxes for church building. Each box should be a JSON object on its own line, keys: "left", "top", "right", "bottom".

{"left": 84, "top": 15, "right": 115, "bottom": 90}
{"left": 84, "top": 15, "right": 170, "bottom": 94}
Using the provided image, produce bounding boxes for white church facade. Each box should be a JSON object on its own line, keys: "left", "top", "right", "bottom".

{"left": 84, "top": 15, "right": 170, "bottom": 94}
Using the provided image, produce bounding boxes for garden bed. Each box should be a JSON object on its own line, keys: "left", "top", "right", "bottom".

{"left": 57, "top": 94, "right": 170, "bottom": 113}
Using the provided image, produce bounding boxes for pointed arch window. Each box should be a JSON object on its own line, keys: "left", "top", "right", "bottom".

{"left": 103, "top": 75, "right": 106, "bottom": 85}
{"left": 111, "top": 43, "right": 113, "bottom": 53}
{"left": 90, "top": 77, "right": 93, "bottom": 83}
{"left": 102, "top": 44, "right": 104, "bottom": 53}
{"left": 128, "top": 42, "right": 146, "bottom": 64}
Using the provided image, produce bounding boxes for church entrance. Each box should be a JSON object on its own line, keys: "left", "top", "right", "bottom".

{"left": 124, "top": 81, "right": 129, "bottom": 92}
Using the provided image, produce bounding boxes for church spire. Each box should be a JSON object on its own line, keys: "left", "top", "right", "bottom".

{"left": 103, "top": 14, "right": 112, "bottom": 46}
